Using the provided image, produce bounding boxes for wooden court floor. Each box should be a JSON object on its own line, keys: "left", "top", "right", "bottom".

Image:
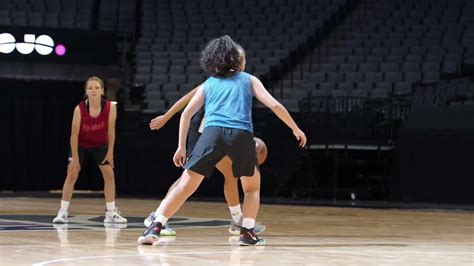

{"left": 0, "top": 197, "right": 472, "bottom": 265}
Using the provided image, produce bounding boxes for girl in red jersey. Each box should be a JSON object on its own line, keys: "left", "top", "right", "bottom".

{"left": 52, "top": 76, "right": 127, "bottom": 224}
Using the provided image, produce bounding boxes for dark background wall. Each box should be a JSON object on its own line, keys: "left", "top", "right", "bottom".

{"left": 2, "top": 80, "right": 474, "bottom": 204}
{"left": 0, "top": 79, "right": 83, "bottom": 190}
{"left": 397, "top": 105, "right": 474, "bottom": 204}
{"left": 0, "top": 80, "right": 302, "bottom": 199}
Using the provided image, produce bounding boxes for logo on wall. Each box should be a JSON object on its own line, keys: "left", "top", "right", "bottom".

{"left": 0, "top": 33, "right": 66, "bottom": 56}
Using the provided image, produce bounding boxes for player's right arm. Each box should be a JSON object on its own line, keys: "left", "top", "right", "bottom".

{"left": 68, "top": 106, "right": 81, "bottom": 173}
{"left": 149, "top": 85, "right": 201, "bottom": 131}
{"left": 251, "top": 75, "right": 307, "bottom": 147}
{"left": 173, "top": 86, "right": 205, "bottom": 167}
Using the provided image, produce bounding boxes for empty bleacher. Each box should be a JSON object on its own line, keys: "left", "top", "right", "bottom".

{"left": 98, "top": 0, "right": 136, "bottom": 34}
{"left": 296, "top": 0, "right": 471, "bottom": 106}
{"left": 0, "top": 0, "right": 94, "bottom": 29}
{"left": 134, "top": 0, "right": 351, "bottom": 114}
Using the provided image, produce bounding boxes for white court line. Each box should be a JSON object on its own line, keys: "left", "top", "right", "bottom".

{"left": 0, "top": 227, "right": 218, "bottom": 233}
{"left": 32, "top": 248, "right": 473, "bottom": 266}
{"left": 2, "top": 240, "right": 328, "bottom": 249}
{"left": 0, "top": 218, "right": 109, "bottom": 232}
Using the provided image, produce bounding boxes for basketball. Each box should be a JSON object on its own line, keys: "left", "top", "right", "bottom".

{"left": 254, "top": 137, "right": 268, "bottom": 165}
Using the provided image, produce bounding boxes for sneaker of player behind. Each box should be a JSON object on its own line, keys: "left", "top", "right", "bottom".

{"left": 239, "top": 227, "right": 265, "bottom": 246}
{"left": 138, "top": 222, "right": 163, "bottom": 245}
{"left": 104, "top": 208, "right": 127, "bottom": 223}
{"left": 229, "top": 217, "right": 266, "bottom": 236}
{"left": 144, "top": 212, "right": 176, "bottom": 236}
{"left": 52, "top": 209, "right": 68, "bottom": 223}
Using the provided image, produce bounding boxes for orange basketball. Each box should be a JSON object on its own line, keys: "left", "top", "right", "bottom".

{"left": 254, "top": 137, "right": 268, "bottom": 165}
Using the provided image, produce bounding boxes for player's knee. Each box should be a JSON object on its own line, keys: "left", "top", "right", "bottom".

{"left": 99, "top": 165, "right": 115, "bottom": 177}
{"left": 242, "top": 183, "right": 260, "bottom": 194}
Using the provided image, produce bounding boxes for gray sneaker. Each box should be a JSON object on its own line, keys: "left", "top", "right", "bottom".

{"left": 229, "top": 218, "right": 266, "bottom": 236}
{"left": 144, "top": 212, "right": 155, "bottom": 227}
{"left": 144, "top": 212, "right": 176, "bottom": 236}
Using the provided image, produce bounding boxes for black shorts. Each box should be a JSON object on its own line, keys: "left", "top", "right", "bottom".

{"left": 70, "top": 145, "right": 109, "bottom": 166}
{"left": 184, "top": 126, "right": 258, "bottom": 178}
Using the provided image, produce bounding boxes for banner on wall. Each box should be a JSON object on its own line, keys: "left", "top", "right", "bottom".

{"left": 0, "top": 26, "right": 116, "bottom": 64}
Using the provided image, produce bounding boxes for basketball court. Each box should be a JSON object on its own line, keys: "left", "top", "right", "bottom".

{"left": 0, "top": 197, "right": 472, "bottom": 265}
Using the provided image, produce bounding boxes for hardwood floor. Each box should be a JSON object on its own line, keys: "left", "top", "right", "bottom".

{"left": 0, "top": 197, "right": 472, "bottom": 265}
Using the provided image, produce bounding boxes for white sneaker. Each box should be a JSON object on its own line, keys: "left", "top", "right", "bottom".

{"left": 52, "top": 209, "right": 68, "bottom": 223}
{"left": 104, "top": 208, "right": 127, "bottom": 223}
{"left": 144, "top": 212, "right": 176, "bottom": 236}
{"left": 161, "top": 224, "right": 176, "bottom": 236}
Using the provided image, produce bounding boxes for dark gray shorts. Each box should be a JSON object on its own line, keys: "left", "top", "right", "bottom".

{"left": 184, "top": 126, "right": 258, "bottom": 178}
{"left": 186, "top": 129, "right": 201, "bottom": 157}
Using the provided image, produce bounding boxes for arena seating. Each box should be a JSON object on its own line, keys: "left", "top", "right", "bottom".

{"left": 134, "top": 0, "right": 350, "bottom": 113}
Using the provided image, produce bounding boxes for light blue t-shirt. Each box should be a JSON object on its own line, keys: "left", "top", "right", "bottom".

{"left": 203, "top": 72, "right": 253, "bottom": 132}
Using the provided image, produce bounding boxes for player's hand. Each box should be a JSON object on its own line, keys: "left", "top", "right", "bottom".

{"left": 293, "top": 128, "right": 307, "bottom": 147}
{"left": 102, "top": 152, "right": 114, "bottom": 168}
{"left": 67, "top": 158, "right": 81, "bottom": 175}
{"left": 149, "top": 115, "right": 168, "bottom": 131}
{"left": 173, "top": 147, "right": 187, "bottom": 167}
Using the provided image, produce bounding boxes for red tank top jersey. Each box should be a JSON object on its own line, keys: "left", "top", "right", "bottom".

{"left": 78, "top": 99, "right": 110, "bottom": 148}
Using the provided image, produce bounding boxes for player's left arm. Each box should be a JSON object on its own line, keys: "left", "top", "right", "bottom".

{"left": 104, "top": 102, "right": 117, "bottom": 167}
{"left": 150, "top": 84, "right": 202, "bottom": 130}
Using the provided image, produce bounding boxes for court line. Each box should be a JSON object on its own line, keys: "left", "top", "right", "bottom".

{"left": 0, "top": 226, "right": 228, "bottom": 233}
{"left": 3, "top": 240, "right": 471, "bottom": 249}
{"left": 32, "top": 249, "right": 474, "bottom": 266}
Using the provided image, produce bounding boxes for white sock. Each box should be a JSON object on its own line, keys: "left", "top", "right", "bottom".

{"left": 153, "top": 211, "right": 169, "bottom": 225}
{"left": 229, "top": 204, "right": 243, "bottom": 223}
{"left": 106, "top": 201, "right": 115, "bottom": 211}
{"left": 60, "top": 200, "right": 70, "bottom": 211}
{"left": 242, "top": 218, "right": 255, "bottom": 229}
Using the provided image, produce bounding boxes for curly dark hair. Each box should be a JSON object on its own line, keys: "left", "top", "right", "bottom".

{"left": 200, "top": 35, "right": 245, "bottom": 77}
